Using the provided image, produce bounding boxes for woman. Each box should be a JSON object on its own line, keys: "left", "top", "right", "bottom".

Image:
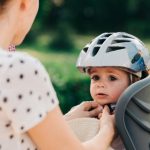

{"left": 0, "top": 0, "right": 115, "bottom": 150}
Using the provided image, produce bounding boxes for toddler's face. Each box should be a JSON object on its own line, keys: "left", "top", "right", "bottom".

{"left": 89, "top": 67, "right": 130, "bottom": 106}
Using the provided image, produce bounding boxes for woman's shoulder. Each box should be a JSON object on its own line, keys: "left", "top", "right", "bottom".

{"left": 0, "top": 49, "right": 49, "bottom": 80}
{"left": 0, "top": 49, "right": 44, "bottom": 69}
{"left": 0, "top": 48, "right": 39, "bottom": 62}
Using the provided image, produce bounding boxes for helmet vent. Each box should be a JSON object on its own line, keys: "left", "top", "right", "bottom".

{"left": 92, "top": 47, "right": 100, "bottom": 56}
{"left": 112, "top": 39, "right": 131, "bottom": 44}
{"left": 83, "top": 47, "right": 88, "bottom": 53}
{"left": 102, "top": 33, "right": 112, "bottom": 37}
{"left": 97, "top": 39, "right": 106, "bottom": 45}
{"left": 122, "top": 35, "right": 134, "bottom": 39}
{"left": 107, "top": 46, "right": 125, "bottom": 52}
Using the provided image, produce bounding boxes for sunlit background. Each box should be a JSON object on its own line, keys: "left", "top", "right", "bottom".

{"left": 19, "top": 0, "right": 150, "bottom": 113}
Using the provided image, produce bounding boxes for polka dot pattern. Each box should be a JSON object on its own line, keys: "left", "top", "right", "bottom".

{"left": 0, "top": 50, "right": 59, "bottom": 150}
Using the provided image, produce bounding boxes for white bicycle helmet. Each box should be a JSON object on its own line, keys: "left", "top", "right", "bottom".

{"left": 76, "top": 32, "right": 150, "bottom": 78}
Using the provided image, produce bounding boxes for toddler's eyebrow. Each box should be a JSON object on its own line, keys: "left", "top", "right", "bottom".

{"left": 89, "top": 70, "right": 97, "bottom": 75}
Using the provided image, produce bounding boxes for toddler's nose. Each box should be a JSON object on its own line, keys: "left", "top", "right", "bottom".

{"left": 97, "top": 81, "right": 105, "bottom": 88}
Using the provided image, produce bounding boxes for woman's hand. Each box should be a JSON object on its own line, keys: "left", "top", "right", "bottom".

{"left": 99, "top": 105, "right": 116, "bottom": 142}
{"left": 83, "top": 105, "right": 116, "bottom": 150}
{"left": 100, "top": 105, "right": 115, "bottom": 129}
{"left": 64, "top": 101, "right": 103, "bottom": 121}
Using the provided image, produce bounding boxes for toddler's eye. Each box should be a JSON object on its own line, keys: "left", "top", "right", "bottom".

{"left": 108, "top": 75, "right": 117, "bottom": 81}
{"left": 91, "top": 75, "right": 100, "bottom": 81}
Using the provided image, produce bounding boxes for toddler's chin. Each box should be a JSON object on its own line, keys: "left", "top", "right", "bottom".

{"left": 94, "top": 99, "right": 107, "bottom": 106}
{"left": 94, "top": 99, "right": 115, "bottom": 106}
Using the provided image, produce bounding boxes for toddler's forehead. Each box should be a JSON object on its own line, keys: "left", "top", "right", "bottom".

{"left": 87, "top": 67, "right": 128, "bottom": 75}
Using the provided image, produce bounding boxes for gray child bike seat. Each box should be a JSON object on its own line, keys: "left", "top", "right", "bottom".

{"left": 115, "top": 75, "right": 150, "bottom": 150}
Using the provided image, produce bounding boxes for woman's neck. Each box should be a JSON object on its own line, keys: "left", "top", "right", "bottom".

{"left": 0, "top": 21, "right": 14, "bottom": 50}
{"left": 0, "top": 9, "right": 18, "bottom": 50}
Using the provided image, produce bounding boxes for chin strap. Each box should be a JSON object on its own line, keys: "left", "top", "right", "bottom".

{"left": 108, "top": 103, "right": 116, "bottom": 112}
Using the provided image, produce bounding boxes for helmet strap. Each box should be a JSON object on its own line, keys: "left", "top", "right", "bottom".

{"left": 129, "top": 74, "right": 140, "bottom": 84}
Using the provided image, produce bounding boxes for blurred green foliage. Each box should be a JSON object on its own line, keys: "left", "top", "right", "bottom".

{"left": 49, "top": 24, "right": 75, "bottom": 51}
{"left": 35, "top": 0, "right": 150, "bottom": 36}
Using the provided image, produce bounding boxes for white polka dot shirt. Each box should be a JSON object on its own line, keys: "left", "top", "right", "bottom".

{"left": 0, "top": 49, "right": 59, "bottom": 150}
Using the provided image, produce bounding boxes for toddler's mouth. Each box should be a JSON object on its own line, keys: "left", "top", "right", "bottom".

{"left": 98, "top": 93, "right": 105, "bottom": 95}
{"left": 95, "top": 93, "right": 108, "bottom": 98}
{"left": 97, "top": 93, "right": 107, "bottom": 96}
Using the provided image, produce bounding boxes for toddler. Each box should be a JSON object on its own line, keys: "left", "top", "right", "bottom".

{"left": 68, "top": 32, "right": 150, "bottom": 150}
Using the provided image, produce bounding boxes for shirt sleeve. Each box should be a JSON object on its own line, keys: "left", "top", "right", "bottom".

{"left": 0, "top": 51, "right": 59, "bottom": 134}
